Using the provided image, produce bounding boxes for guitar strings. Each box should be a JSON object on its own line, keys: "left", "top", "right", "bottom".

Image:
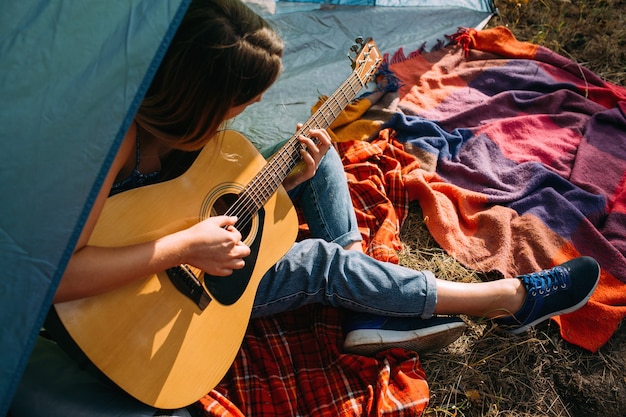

{"left": 225, "top": 77, "right": 360, "bottom": 230}
{"left": 224, "top": 62, "right": 378, "bottom": 232}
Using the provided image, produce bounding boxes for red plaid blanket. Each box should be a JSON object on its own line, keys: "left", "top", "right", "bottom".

{"left": 339, "top": 129, "right": 421, "bottom": 263}
{"left": 196, "top": 306, "right": 430, "bottom": 416}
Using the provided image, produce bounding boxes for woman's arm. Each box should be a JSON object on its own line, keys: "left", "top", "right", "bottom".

{"left": 55, "top": 216, "right": 248, "bottom": 303}
{"left": 54, "top": 128, "right": 250, "bottom": 303}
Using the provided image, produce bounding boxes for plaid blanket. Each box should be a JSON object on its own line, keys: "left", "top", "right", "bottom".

{"left": 195, "top": 26, "right": 626, "bottom": 415}
{"left": 196, "top": 306, "right": 429, "bottom": 416}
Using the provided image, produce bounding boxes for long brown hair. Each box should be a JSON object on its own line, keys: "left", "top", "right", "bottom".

{"left": 135, "top": 0, "right": 284, "bottom": 151}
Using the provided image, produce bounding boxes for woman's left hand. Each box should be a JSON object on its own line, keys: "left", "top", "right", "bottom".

{"left": 282, "top": 125, "right": 332, "bottom": 191}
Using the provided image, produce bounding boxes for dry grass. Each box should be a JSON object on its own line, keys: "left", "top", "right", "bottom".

{"left": 399, "top": 206, "right": 626, "bottom": 416}
{"left": 488, "top": 0, "right": 626, "bottom": 86}
{"left": 395, "top": 3, "right": 626, "bottom": 415}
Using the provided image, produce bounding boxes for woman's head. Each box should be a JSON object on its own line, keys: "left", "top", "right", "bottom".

{"left": 136, "top": 0, "right": 284, "bottom": 151}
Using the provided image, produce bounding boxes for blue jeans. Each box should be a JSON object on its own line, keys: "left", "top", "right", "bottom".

{"left": 253, "top": 238, "right": 438, "bottom": 319}
{"left": 257, "top": 144, "right": 438, "bottom": 320}
{"left": 286, "top": 146, "right": 362, "bottom": 248}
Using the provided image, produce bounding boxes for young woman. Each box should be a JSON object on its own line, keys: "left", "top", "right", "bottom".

{"left": 12, "top": 0, "right": 600, "bottom": 415}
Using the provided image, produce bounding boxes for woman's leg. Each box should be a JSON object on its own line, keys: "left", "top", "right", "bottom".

{"left": 274, "top": 145, "right": 461, "bottom": 354}
{"left": 434, "top": 279, "right": 525, "bottom": 318}
{"left": 253, "top": 239, "right": 523, "bottom": 320}
{"left": 254, "top": 240, "right": 600, "bottom": 336}
{"left": 253, "top": 239, "right": 437, "bottom": 319}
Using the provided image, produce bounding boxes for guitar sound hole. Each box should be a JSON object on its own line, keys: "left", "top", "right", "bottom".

{"left": 212, "top": 193, "right": 252, "bottom": 240}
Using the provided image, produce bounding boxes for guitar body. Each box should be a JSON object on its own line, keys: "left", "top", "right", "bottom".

{"left": 55, "top": 130, "right": 298, "bottom": 408}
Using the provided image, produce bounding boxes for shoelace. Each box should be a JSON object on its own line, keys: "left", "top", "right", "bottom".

{"left": 520, "top": 266, "right": 570, "bottom": 298}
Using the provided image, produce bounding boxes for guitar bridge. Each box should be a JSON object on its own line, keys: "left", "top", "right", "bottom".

{"left": 166, "top": 265, "right": 211, "bottom": 311}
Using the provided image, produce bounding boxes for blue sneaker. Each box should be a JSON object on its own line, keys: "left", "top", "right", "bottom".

{"left": 495, "top": 256, "right": 600, "bottom": 334}
{"left": 343, "top": 313, "right": 466, "bottom": 356}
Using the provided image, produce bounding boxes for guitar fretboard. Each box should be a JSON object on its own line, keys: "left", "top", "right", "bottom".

{"left": 228, "top": 40, "right": 381, "bottom": 227}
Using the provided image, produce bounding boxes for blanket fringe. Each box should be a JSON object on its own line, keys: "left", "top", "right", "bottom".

{"left": 385, "top": 27, "right": 474, "bottom": 66}
{"left": 374, "top": 61, "right": 402, "bottom": 93}
{"left": 384, "top": 42, "right": 427, "bottom": 65}
{"left": 447, "top": 27, "right": 477, "bottom": 57}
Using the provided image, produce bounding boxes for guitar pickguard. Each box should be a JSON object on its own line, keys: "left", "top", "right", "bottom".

{"left": 198, "top": 186, "right": 264, "bottom": 306}
{"left": 204, "top": 208, "right": 264, "bottom": 305}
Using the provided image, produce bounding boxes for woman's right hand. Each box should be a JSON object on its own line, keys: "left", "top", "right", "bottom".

{"left": 57, "top": 128, "right": 252, "bottom": 303}
{"left": 178, "top": 215, "right": 251, "bottom": 276}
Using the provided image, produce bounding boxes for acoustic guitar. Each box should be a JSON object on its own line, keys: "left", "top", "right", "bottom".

{"left": 55, "top": 37, "right": 382, "bottom": 409}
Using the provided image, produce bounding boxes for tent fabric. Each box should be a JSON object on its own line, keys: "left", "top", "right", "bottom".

{"left": 0, "top": 1, "right": 190, "bottom": 414}
{"left": 247, "top": 0, "right": 494, "bottom": 15}
{"left": 234, "top": 0, "right": 495, "bottom": 148}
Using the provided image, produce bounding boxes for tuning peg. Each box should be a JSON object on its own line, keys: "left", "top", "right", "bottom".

{"left": 347, "top": 44, "right": 359, "bottom": 63}
{"left": 355, "top": 36, "right": 364, "bottom": 44}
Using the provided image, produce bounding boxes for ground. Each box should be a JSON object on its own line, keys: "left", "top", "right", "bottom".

{"left": 400, "top": 204, "right": 626, "bottom": 416}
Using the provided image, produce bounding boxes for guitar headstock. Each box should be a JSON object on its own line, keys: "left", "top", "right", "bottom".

{"left": 349, "top": 37, "right": 382, "bottom": 86}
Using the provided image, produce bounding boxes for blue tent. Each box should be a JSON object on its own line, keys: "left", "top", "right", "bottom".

{"left": 0, "top": 1, "right": 190, "bottom": 412}
{"left": 0, "top": 0, "right": 493, "bottom": 413}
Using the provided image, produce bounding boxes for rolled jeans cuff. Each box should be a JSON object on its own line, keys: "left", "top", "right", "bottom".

{"left": 420, "top": 270, "right": 438, "bottom": 319}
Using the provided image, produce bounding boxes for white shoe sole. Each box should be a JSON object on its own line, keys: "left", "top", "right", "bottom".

{"left": 343, "top": 321, "right": 467, "bottom": 356}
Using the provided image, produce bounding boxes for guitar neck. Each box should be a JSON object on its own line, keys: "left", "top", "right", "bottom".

{"left": 276, "top": 70, "right": 367, "bottom": 169}
{"left": 226, "top": 38, "right": 382, "bottom": 223}
{"left": 241, "top": 71, "right": 372, "bottom": 211}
